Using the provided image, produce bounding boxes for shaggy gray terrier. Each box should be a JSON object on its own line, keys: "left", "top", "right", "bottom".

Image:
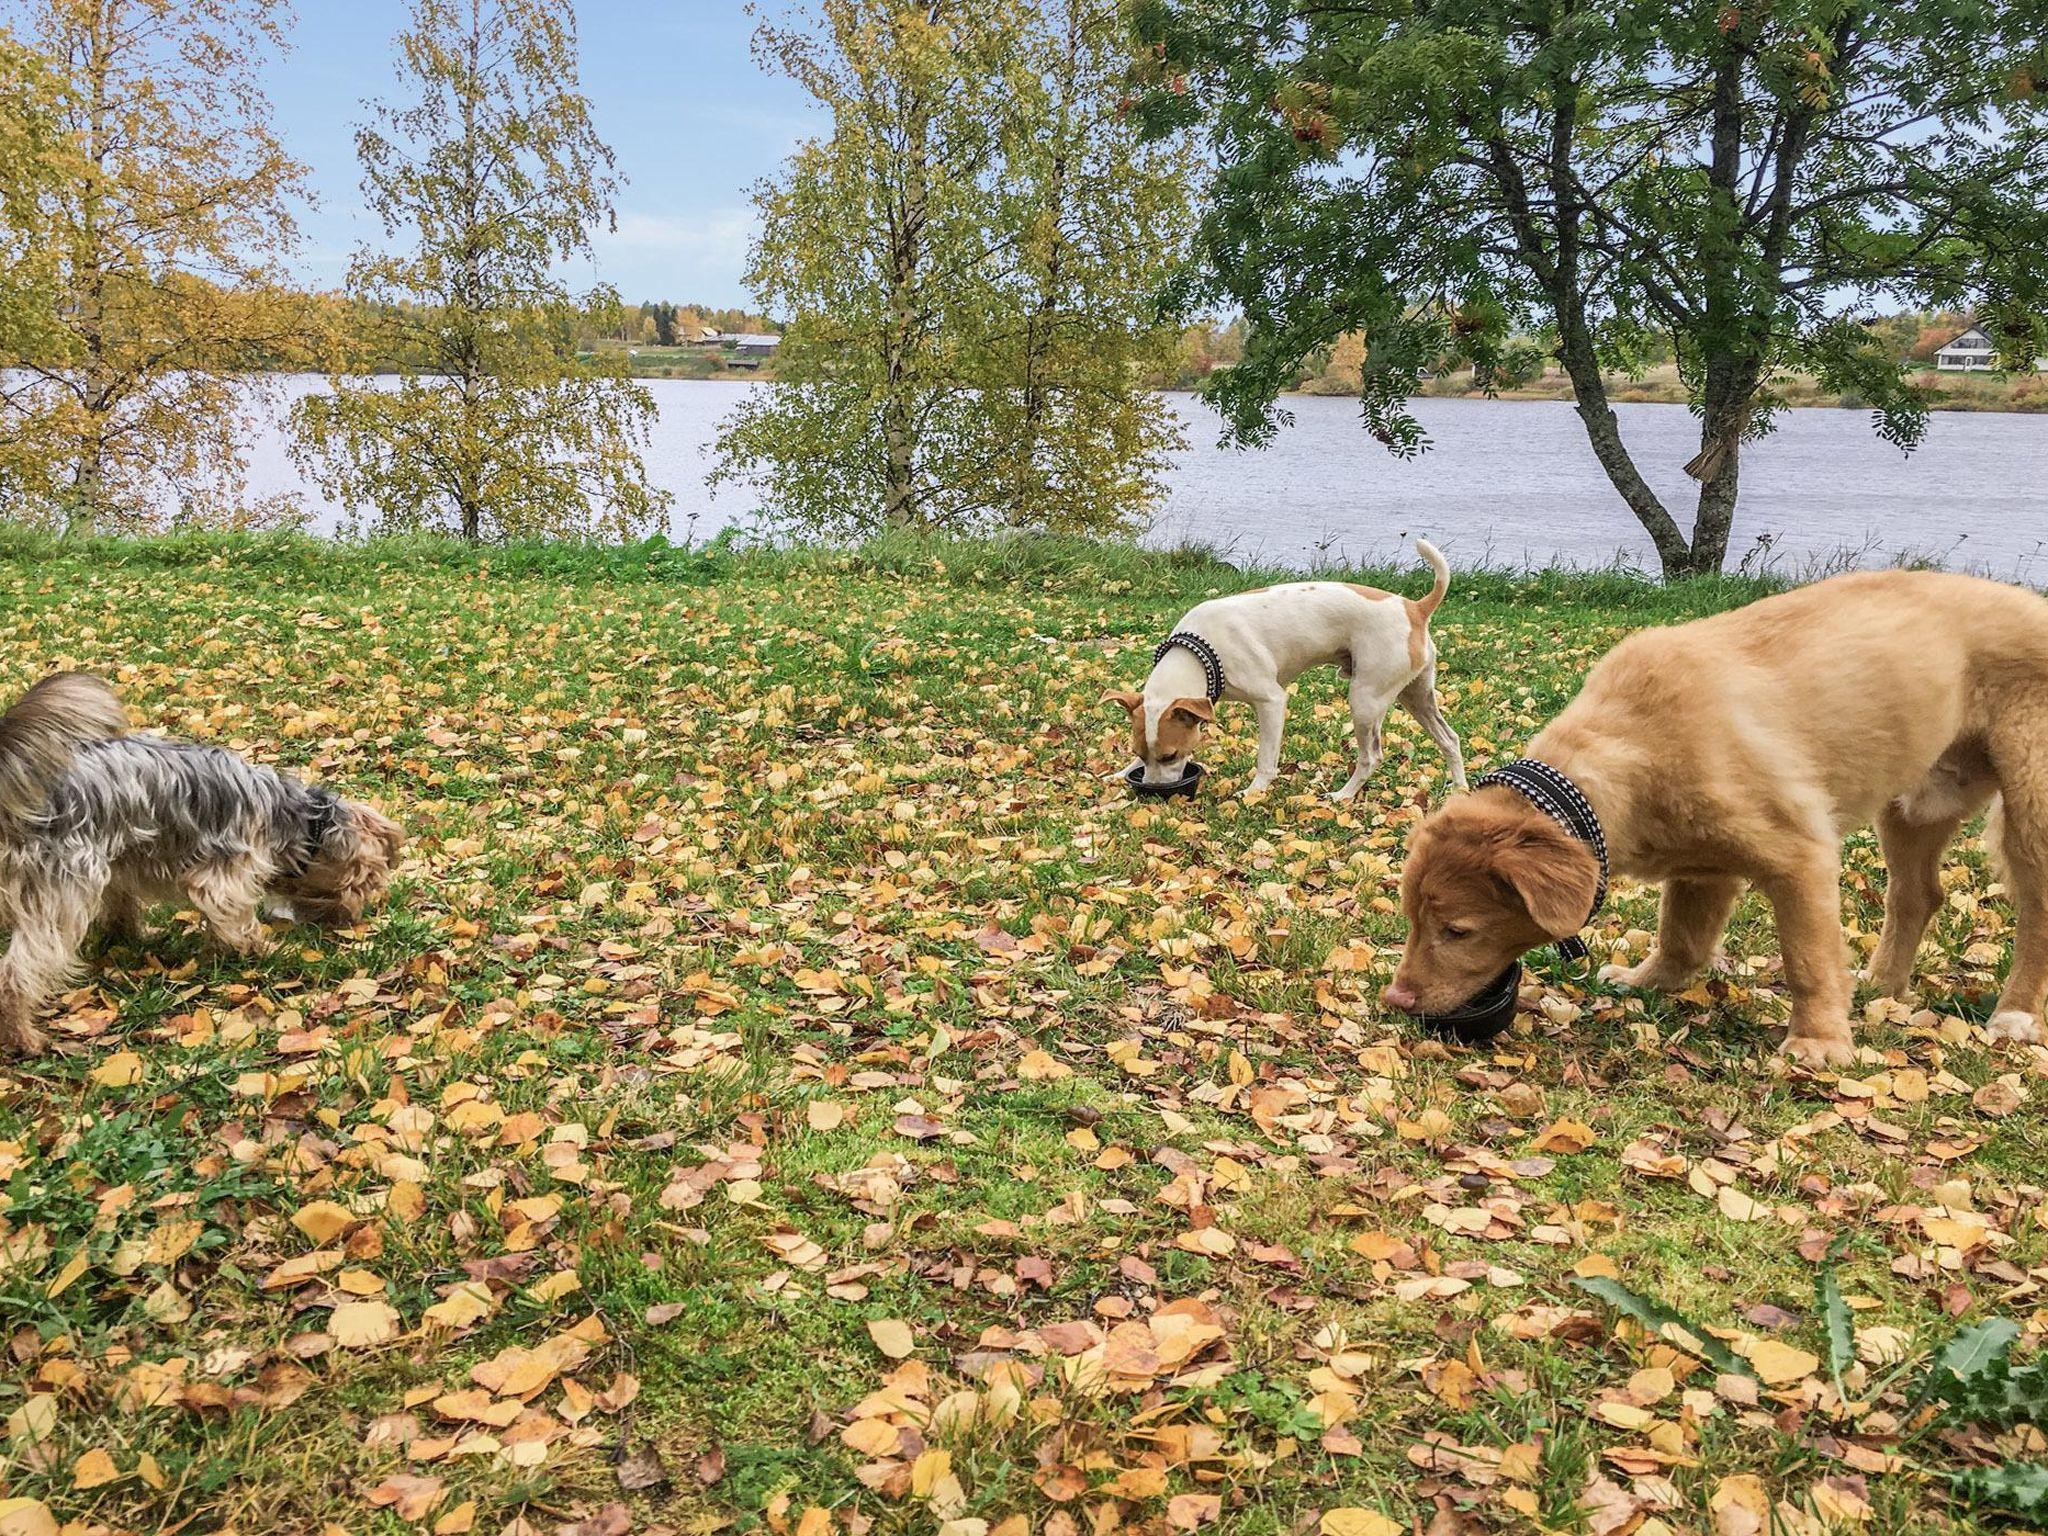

{"left": 0, "top": 673, "right": 402, "bottom": 1054}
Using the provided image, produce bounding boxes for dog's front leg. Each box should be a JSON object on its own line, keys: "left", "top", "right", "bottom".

{"left": 1758, "top": 853, "right": 1856, "bottom": 1067}
{"left": 1599, "top": 876, "right": 1745, "bottom": 991}
{"left": 185, "top": 866, "right": 274, "bottom": 958}
{"left": 1244, "top": 694, "right": 1287, "bottom": 795}
{"left": 1332, "top": 680, "right": 1392, "bottom": 802}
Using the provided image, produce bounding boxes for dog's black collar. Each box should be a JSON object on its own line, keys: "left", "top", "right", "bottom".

{"left": 1153, "top": 631, "right": 1225, "bottom": 702}
{"left": 280, "top": 789, "right": 343, "bottom": 880}
{"left": 1473, "top": 757, "right": 1608, "bottom": 961}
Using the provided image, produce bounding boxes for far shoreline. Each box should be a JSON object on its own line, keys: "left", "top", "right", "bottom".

{"left": 593, "top": 367, "right": 2048, "bottom": 414}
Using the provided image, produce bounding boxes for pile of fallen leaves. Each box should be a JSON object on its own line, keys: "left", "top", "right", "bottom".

{"left": 1, "top": 538, "right": 2046, "bottom": 1536}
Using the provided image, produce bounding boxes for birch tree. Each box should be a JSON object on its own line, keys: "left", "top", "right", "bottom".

{"left": 291, "top": 0, "right": 666, "bottom": 541}
{"left": 1, "top": 0, "right": 308, "bottom": 530}
{"left": 713, "top": 0, "right": 1191, "bottom": 540}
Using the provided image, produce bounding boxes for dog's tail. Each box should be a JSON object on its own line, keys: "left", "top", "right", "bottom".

{"left": 0, "top": 672, "right": 128, "bottom": 828}
{"left": 1413, "top": 539, "right": 1451, "bottom": 619}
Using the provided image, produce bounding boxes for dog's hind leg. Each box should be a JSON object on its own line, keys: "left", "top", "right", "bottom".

{"left": 1984, "top": 754, "right": 2048, "bottom": 1044}
{"left": 1867, "top": 800, "right": 1980, "bottom": 998}
{"left": 1397, "top": 664, "right": 1467, "bottom": 792}
{"left": 185, "top": 859, "right": 273, "bottom": 957}
{"left": 0, "top": 884, "right": 97, "bottom": 1056}
{"left": 1600, "top": 875, "right": 1746, "bottom": 992}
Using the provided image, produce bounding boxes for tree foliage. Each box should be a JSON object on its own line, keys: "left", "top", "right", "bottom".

{"left": 0, "top": 36, "right": 69, "bottom": 376}
{"left": 291, "top": 0, "right": 666, "bottom": 542}
{"left": 1, "top": 0, "right": 311, "bottom": 531}
{"left": 1136, "top": 0, "right": 2048, "bottom": 576}
{"left": 713, "top": 0, "right": 1192, "bottom": 541}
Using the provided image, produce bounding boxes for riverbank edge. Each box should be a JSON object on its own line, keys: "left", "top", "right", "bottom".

{"left": 5, "top": 526, "right": 1807, "bottom": 613}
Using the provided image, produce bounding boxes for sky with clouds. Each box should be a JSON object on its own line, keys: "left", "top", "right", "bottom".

{"left": 272, "top": 2, "right": 825, "bottom": 308}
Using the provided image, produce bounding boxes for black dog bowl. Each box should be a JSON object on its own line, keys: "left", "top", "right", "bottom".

{"left": 1407, "top": 960, "right": 1523, "bottom": 1045}
{"left": 1123, "top": 761, "right": 1206, "bottom": 799}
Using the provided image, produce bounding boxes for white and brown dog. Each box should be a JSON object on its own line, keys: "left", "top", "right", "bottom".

{"left": 0, "top": 673, "right": 404, "bottom": 1055}
{"left": 1106, "top": 543, "right": 1467, "bottom": 799}
{"left": 1385, "top": 569, "right": 2048, "bottom": 1065}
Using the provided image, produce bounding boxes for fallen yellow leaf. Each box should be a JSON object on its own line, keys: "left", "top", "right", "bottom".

{"left": 1744, "top": 1339, "right": 1819, "bottom": 1386}
{"left": 1320, "top": 1510, "right": 1402, "bottom": 1536}
{"left": 330, "top": 1299, "right": 402, "bottom": 1349}
{"left": 867, "top": 1317, "right": 916, "bottom": 1359}
{"left": 89, "top": 1051, "right": 142, "bottom": 1088}
{"left": 1530, "top": 1117, "right": 1597, "bottom": 1153}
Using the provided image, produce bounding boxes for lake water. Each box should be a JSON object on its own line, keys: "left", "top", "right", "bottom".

{"left": 240, "top": 376, "right": 2048, "bottom": 577}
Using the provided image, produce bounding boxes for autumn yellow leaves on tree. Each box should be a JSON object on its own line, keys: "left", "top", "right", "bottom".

{"left": 0, "top": 0, "right": 665, "bottom": 539}
{"left": 2, "top": 0, "right": 1197, "bottom": 542}
{"left": 712, "top": 0, "right": 1196, "bottom": 540}
{"left": 289, "top": 0, "right": 669, "bottom": 541}
{"left": 0, "top": 0, "right": 311, "bottom": 531}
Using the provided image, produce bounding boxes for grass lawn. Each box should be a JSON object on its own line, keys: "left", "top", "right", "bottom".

{"left": 2, "top": 533, "right": 2045, "bottom": 1536}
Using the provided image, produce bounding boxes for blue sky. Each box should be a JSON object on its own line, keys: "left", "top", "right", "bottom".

{"left": 271, "top": 2, "right": 825, "bottom": 308}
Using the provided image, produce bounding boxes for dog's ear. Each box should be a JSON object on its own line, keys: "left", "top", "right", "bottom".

{"left": 1493, "top": 821, "right": 1601, "bottom": 938}
{"left": 1165, "top": 697, "right": 1214, "bottom": 726}
{"left": 350, "top": 803, "right": 405, "bottom": 862}
{"left": 1101, "top": 690, "right": 1145, "bottom": 715}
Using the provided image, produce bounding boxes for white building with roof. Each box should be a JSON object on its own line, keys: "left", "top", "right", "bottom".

{"left": 1934, "top": 324, "right": 2048, "bottom": 371}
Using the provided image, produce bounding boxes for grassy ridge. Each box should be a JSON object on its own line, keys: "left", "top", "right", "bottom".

{"left": 0, "top": 533, "right": 2041, "bottom": 1535}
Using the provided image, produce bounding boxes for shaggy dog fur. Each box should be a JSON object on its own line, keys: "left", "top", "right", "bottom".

{"left": 1384, "top": 570, "right": 2048, "bottom": 1066}
{"left": 0, "top": 673, "right": 403, "bottom": 1055}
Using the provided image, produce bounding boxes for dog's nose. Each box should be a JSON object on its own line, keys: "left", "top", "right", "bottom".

{"left": 1382, "top": 980, "right": 1419, "bottom": 1012}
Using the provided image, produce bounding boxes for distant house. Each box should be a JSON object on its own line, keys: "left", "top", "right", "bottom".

{"left": 1936, "top": 326, "right": 1998, "bottom": 370}
{"left": 1934, "top": 324, "right": 2048, "bottom": 372}
{"left": 723, "top": 334, "right": 781, "bottom": 367}
{"left": 682, "top": 328, "right": 782, "bottom": 368}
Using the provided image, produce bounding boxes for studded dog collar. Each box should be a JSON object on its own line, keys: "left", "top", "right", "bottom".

{"left": 1153, "top": 632, "right": 1225, "bottom": 703}
{"left": 1473, "top": 757, "right": 1608, "bottom": 961}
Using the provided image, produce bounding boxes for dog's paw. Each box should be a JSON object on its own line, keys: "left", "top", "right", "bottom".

{"left": 1599, "top": 959, "right": 1688, "bottom": 992}
{"left": 1988, "top": 1010, "right": 2043, "bottom": 1045}
{"left": 1780, "top": 1031, "right": 1856, "bottom": 1069}
{"left": 1241, "top": 780, "right": 1276, "bottom": 799}
{"left": 1857, "top": 965, "right": 1916, "bottom": 999}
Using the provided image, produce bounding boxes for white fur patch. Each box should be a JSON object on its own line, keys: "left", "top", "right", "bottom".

{"left": 1987, "top": 1009, "right": 2043, "bottom": 1044}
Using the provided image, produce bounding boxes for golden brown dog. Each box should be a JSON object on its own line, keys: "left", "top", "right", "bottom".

{"left": 1382, "top": 569, "right": 2048, "bottom": 1064}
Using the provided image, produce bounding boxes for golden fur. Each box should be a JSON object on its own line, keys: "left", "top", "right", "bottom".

{"left": 1386, "top": 569, "right": 2048, "bottom": 1064}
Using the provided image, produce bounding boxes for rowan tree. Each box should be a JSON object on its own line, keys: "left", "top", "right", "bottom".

{"left": 1137, "top": 0, "right": 2048, "bottom": 576}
